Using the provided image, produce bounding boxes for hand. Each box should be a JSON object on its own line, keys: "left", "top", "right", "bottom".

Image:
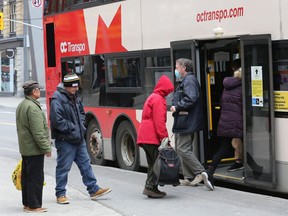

{"left": 45, "top": 152, "right": 52, "bottom": 157}
{"left": 170, "top": 106, "right": 176, "bottom": 113}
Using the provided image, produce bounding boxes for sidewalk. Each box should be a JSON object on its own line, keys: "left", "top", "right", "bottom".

{"left": 0, "top": 97, "right": 122, "bottom": 215}
{"left": 0, "top": 156, "right": 122, "bottom": 216}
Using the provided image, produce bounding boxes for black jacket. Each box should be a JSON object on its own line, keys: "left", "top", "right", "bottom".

{"left": 172, "top": 72, "right": 204, "bottom": 133}
{"left": 50, "top": 83, "right": 86, "bottom": 144}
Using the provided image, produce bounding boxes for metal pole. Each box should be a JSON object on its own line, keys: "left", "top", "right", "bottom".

{"left": 23, "top": 0, "right": 29, "bottom": 83}
{"left": 4, "top": 18, "right": 42, "bottom": 29}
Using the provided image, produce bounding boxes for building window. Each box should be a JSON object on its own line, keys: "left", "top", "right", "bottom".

{"left": 9, "top": 3, "right": 16, "bottom": 33}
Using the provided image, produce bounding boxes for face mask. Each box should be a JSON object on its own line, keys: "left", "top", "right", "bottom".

{"left": 174, "top": 70, "right": 181, "bottom": 79}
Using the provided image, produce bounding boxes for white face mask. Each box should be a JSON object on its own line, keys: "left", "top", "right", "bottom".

{"left": 174, "top": 69, "right": 181, "bottom": 79}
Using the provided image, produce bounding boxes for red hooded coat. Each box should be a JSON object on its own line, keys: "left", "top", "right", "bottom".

{"left": 137, "top": 75, "right": 174, "bottom": 145}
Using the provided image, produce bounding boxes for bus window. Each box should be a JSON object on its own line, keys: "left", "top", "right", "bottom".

{"left": 272, "top": 40, "right": 288, "bottom": 117}
{"left": 107, "top": 57, "right": 141, "bottom": 88}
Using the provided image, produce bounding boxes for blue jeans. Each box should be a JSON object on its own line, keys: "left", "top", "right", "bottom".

{"left": 55, "top": 140, "right": 100, "bottom": 197}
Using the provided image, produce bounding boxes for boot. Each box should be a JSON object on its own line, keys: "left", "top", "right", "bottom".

{"left": 153, "top": 186, "right": 167, "bottom": 196}
{"left": 143, "top": 187, "right": 164, "bottom": 198}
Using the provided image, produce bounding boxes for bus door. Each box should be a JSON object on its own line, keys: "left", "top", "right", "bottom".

{"left": 199, "top": 39, "right": 240, "bottom": 168}
{"left": 240, "top": 35, "right": 276, "bottom": 188}
{"left": 170, "top": 40, "right": 206, "bottom": 163}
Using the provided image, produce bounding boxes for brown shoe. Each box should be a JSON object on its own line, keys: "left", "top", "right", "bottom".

{"left": 143, "top": 188, "right": 164, "bottom": 198}
{"left": 90, "top": 188, "right": 112, "bottom": 200}
{"left": 57, "top": 196, "right": 70, "bottom": 204}
{"left": 153, "top": 186, "right": 167, "bottom": 196}
{"left": 24, "top": 207, "right": 47, "bottom": 213}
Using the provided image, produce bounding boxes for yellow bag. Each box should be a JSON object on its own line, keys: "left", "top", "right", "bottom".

{"left": 12, "top": 159, "right": 22, "bottom": 190}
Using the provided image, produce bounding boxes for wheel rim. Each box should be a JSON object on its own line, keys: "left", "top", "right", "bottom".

{"left": 121, "top": 133, "right": 135, "bottom": 167}
{"left": 89, "top": 129, "right": 103, "bottom": 159}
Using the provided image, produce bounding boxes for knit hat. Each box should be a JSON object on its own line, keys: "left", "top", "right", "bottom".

{"left": 63, "top": 73, "right": 80, "bottom": 87}
{"left": 22, "top": 80, "right": 40, "bottom": 94}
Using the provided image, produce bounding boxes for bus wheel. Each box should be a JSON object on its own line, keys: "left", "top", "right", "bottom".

{"left": 86, "top": 119, "right": 105, "bottom": 166}
{"left": 116, "top": 121, "right": 139, "bottom": 171}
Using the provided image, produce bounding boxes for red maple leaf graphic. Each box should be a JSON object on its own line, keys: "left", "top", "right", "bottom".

{"left": 96, "top": 5, "right": 127, "bottom": 54}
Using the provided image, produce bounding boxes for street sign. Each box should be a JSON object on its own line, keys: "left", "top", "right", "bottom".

{"left": 32, "top": 0, "right": 43, "bottom": 7}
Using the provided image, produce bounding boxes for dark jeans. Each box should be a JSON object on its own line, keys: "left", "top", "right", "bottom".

{"left": 140, "top": 144, "right": 159, "bottom": 189}
{"left": 21, "top": 155, "right": 44, "bottom": 209}
{"left": 210, "top": 137, "right": 234, "bottom": 173}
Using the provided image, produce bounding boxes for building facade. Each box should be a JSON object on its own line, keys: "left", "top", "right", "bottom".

{"left": 0, "top": 0, "right": 44, "bottom": 96}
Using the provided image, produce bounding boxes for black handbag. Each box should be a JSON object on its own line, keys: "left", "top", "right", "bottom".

{"left": 153, "top": 138, "right": 180, "bottom": 186}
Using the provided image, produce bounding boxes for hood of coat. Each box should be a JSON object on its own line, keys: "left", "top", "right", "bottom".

{"left": 223, "top": 77, "right": 241, "bottom": 90}
{"left": 153, "top": 75, "right": 174, "bottom": 97}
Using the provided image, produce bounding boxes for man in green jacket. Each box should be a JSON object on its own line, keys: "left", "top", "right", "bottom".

{"left": 16, "top": 80, "right": 52, "bottom": 213}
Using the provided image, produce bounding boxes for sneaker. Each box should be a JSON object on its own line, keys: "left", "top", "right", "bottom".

{"left": 143, "top": 188, "right": 164, "bottom": 198}
{"left": 180, "top": 178, "right": 192, "bottom": 186}
{"left": 190, "top": 174, "right": 203, "bottom": 186}
{"left": 24, "top": 207, "right": 47, "bottom": 213}
{"left": 227, "top": 162, "right": 244, "bottom": 172}
{"left": 57, "top": 196, "right": 70, "bottom": 204}
{"left": 90, "top": 188, "right": 112, "bottom": 200}
{"left": 201, "top": 172, "right": 214, "bottom": 190}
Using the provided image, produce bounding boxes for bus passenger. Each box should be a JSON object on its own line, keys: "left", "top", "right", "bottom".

{"left": 207, "top": 59, "right": 263, "bottom": 178}
{"left": 170, "top": 58, "right": 214, "bottom": 190}
{"left": 207, "top": 59, "right": 243, "bottom": 175}
{"left": 16, "top": 81, "right": 52, "bottom": 213}
{"left": 137, "top": 75, "right": 174, "bottom": 198}
{"left": 50, "top": 73, "right": 111, "bottom": 204}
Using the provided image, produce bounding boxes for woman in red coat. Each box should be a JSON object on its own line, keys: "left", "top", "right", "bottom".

{"left": 137, "top": 75, "right": 174, "bottom": 198}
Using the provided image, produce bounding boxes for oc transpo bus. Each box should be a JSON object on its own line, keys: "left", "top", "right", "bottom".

{"left": 43, "top": 0, "right": 288, "bottom": 195}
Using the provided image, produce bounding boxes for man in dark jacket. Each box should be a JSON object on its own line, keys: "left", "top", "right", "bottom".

{"left": 16, "top": 80, "right": 52, "bottom": 213}
{"left": 50, "top": 73, "right": 111, "bottom": 204}
{"left": 171, "top": 58, "right": 214, "bottom": 190}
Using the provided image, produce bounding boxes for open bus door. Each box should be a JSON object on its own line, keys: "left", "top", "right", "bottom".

{"left": 240, "top": 34, "right": 276, "bottom": 188}
{"left": 171, "top": 35, "right": 276, "bottom": 189}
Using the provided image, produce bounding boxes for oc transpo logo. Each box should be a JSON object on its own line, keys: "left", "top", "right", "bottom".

{"left": 60, "top": 42, "right": 86, "bottom": 54}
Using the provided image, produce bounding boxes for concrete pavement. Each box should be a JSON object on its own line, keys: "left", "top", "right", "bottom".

{"left": 0, "top": 96, "right": 122, "bottom": 216}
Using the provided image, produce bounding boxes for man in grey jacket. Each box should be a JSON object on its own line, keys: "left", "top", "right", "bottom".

{"left": 171, "top": 58, "right": 214, "bottom": 190}
{"left": 16, "top": 80, "right": 52, "bottom": 213}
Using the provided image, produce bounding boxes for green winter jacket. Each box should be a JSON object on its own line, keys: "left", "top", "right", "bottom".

{"left": 16, "top": 96, "right": 51, "bottom": 156}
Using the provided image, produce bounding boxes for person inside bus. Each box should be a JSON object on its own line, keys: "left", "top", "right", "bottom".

{"left": 207, "top": 59, "right": 243, "bottom": 175}
{"left": 207, "top": 59, "right": 264, "bottom": 178}
{"left": 170, "top": 58, "right": 214, "bottom": 190}
{"left": 49, "top": 73, "right": 111, "bottom": 204}
{"left": 137, "top": 75, "right": 174, "bottom": 198}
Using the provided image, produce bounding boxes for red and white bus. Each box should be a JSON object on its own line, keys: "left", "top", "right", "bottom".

{"left": 43, "top": 0, "right": 288, "bottom": 195}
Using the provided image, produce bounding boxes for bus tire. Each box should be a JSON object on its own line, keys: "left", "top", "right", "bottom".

{"left": 115, "top": 121, "right": 139, "bottom": 171}
{"left": 86, "top": 119, "right": 105, "bottom": 166}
